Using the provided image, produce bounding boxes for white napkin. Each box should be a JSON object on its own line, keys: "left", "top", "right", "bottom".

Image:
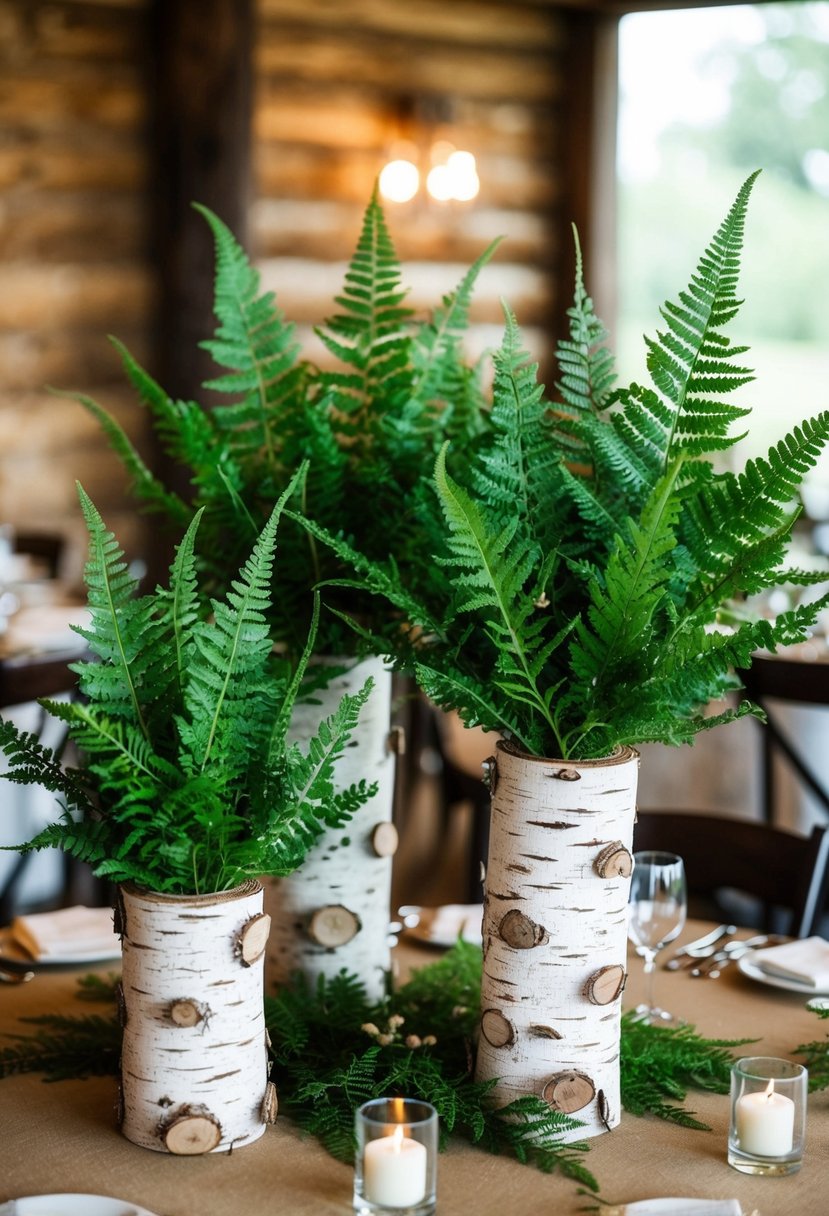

{"left": 427, "top": 903, "right": 483, "bottom": 945}
{"left": 753, "top": 935, "right": 829, "bottom": 988}
{"left": 9, "top": 904, "right": 116, "bottom": 961}
{"left": 616, "top": 1201, "right": 746, "bottom": 1216}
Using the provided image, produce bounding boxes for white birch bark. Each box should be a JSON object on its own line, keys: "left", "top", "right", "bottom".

{"left": 118, "top": 880, "right": 271, "bottom": 1154}
{"left": 475, "top": 740, "right": 639, "bottom": 1142}
{"left": 264, "top": 656, "right": 397, "bottom": 1002}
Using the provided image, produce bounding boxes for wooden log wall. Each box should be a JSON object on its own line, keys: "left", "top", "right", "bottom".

{"left": 0, "top": 0, "right": 598, "bottom": 583}
{"left": 0, "top": 0, "right": 152, "bottom": 582}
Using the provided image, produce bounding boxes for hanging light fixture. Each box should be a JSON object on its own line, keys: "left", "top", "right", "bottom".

{"left": 378, "top": 97, "right": 479, "bottom": 206}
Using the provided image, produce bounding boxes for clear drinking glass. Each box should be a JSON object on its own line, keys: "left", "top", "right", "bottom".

{"left": 628, "top": 850, "right": 687, "bottom": 1023}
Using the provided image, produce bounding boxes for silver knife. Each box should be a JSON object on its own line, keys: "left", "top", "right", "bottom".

{"left": 663, "top": 924, "right": 737, "bottom": 968}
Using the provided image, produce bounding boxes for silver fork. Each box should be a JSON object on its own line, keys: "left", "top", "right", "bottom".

{"left": 690, "top": 933, "right": 788, "bottom": 978}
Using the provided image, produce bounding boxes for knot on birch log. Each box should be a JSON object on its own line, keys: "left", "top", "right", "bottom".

{"left": 529, "top": 1023, "right": 562, "bottom": 1040}
{"left": 371, "top": 821, "right": 399, "bottom": 858}
{"left": 583, "top": 963, "right": 626, "bottom": 1006}
{"left": 594, "top": 840, "right": 633, "bottom": 879}
{"left": 161, "top": 1106, "right": 223, "bottom": 1155}
{"left": 238, "top": 912, "right": 271, "bottom": 966}
{"left": 546, "top": 767, "right": 581, "bottom": 782}
{"left": 308, "top": 904, "right": 362, "bottom": 948}
{"left": 261, "top": 1080, "right": 279, "bottom": 1124}
{"left": 169, "top": 998, "right": 208, "bottom": 1028}
{"left": 542, "top": 1070, "right": 595, "bottom": 1114}
{"left": 498, "top": 908, "right": 548, "bottom": 950}
{"left": 480, "top": 1008, "right": 516, "bottom": 1048}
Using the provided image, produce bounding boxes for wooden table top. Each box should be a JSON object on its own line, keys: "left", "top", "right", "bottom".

{"left": 0, "top": 920, "right": 827, "bottom": 1215}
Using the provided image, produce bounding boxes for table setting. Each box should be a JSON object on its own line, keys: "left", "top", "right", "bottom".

{"left": 1, "top": 172, "right": 829, "bottom": 1216}
{"left": 1, "top": 913, "right": 829, "bottom": 1215}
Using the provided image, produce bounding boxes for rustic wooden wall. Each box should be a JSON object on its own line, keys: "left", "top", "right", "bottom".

{"left": 0, "top": 0, "right": 604, "bottom": 583}
{"left": 0, "top": 0, "right": 152, "bottom": 582}
{"left": 252, "top": 0, "right": 568, "bottom": 371}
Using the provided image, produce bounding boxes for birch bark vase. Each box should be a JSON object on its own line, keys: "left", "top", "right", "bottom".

{"left": 118, "top": 880, "right": 273, "bottom": 1154}
{"left": 264, "top": 655, "right": 397, "bottom": 1002}
{"left": 475, "top": 740, "right": 639, "bottom": 1142}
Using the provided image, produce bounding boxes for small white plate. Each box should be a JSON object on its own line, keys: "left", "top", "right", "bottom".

{"left": 738, "top": 950, "right": 829, "bottom": 996}
{"left": 1, "top": 1197, "right": 159, "bottom": 1216}
{"left": 0, "top": 928, "right": 121, "bottom": 969}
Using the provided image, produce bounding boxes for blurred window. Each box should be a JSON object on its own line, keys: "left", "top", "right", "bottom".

{"left": 616, "top": 3, "right": 829, "bottom": 498}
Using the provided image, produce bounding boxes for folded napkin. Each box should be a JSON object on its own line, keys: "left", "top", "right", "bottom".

{"left": 614, "top": 1201, "right": 746, "bottom": 1216}
{"left": 427, "top": 903, "right": 483, "bottom": 944}
{"left": 753, "top": 935, "right": 829, "bottom": 988}
{"left": 9, "top": 904, "right": 116, "bottom": 961}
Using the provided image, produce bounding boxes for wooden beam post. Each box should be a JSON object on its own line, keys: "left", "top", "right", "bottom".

{"left": 554, "top": 9, "right": 619, "bottom": 348}
{"left": 145, "top": 0, "right": 253, "bottom": 572}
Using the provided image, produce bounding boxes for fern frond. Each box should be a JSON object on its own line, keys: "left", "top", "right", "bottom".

{"left": 61, "top": 387, "right": 191, "bottom": 527}
{"left": 316, "top": 187, "right": 413, "bottom": 430}
{"left": 195, "top": 203, "right": 302, "bottom": 467}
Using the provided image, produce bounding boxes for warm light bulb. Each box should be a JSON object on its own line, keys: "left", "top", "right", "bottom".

{"left": 378, "top": 159, "right": 420, "bottom": 203}
{"left": 426, "top": 149, "right": 479, "bottom": 202}
{"left": 446, "top": 150, "right": 480, "bottom": 201}
{"left": 426, "top": 163, "right": 453, "bottom": 202}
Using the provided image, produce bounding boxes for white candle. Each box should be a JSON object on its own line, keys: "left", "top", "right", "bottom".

{"left": 736, "top": 1080, "right": 795, "bottom": 1156}
{"left": 364, "top": 1124, "right": 428, "bottom": 1207}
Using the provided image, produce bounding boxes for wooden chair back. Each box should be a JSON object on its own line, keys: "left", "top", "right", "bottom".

{"left": 633, "top": 810, "right": 829, "bottom": 938}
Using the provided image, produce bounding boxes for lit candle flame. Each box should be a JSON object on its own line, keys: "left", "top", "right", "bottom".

{"left": 391, "top": 1123, "right": 405, "bottom": 1153}
{"left": 764, "top": 1079, "right": 776, "bottom": 1100}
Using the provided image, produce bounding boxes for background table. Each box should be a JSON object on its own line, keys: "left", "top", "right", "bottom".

{"left": 1, "top": 922, "right": 828, "bottom": 1214}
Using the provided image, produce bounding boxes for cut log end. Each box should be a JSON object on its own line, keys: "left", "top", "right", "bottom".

{"left": 480, "top": 1008, "right": 516, "bottom": 1048}
{"left": 239, "top": 912, "right": 272, "bottom": 966}
{"left": 584, "top": 963, "right": 626, "bottom": 1006}
{"left": 498, "top": 908, "right": 548, "bottom": 950}
{"left": 308, "top": 904, "right": 362, "bottom": 948}
{"left": 163, "top": 1112, "right": 222, "bottom": 1155}
{"left": 595, "top": 840, "right": 633, "bottom": 879}
{"left": 371, "top": 821, "right": 399, "bottom": 858}
{"left": 542, "top": 1070, "right": 596, "bottom": 1114}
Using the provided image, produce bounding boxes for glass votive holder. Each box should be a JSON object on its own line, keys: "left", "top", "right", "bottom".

{"left": 354, "top": 1097, "right": 438, "bottom": 1216}
{"left": 728, "top": 1056, "right": 808, "bottom": 1176}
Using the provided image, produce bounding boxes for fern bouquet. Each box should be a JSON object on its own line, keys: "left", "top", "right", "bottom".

{"left": 0, "top": 472, "right": 374, "bottom": 896}
{"left": 299, "top": 171, "right": 829, "bottom": 762}
{"left": 76, "top": 189, "right": 497, "bottom": 661}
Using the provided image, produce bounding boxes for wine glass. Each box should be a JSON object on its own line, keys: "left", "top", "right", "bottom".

{"left": 628, "top": 851, "right": 687, "bottom": 1024}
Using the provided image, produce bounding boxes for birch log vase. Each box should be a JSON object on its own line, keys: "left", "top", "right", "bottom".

{"left": 264, "top": 655, "right": 397, "bottom": 1002}
{"left": 475, "top": 740, "right": 639, "bottom": 1142}
{"left": 118, "top": 880, "right": 272, "bottom": 1154}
